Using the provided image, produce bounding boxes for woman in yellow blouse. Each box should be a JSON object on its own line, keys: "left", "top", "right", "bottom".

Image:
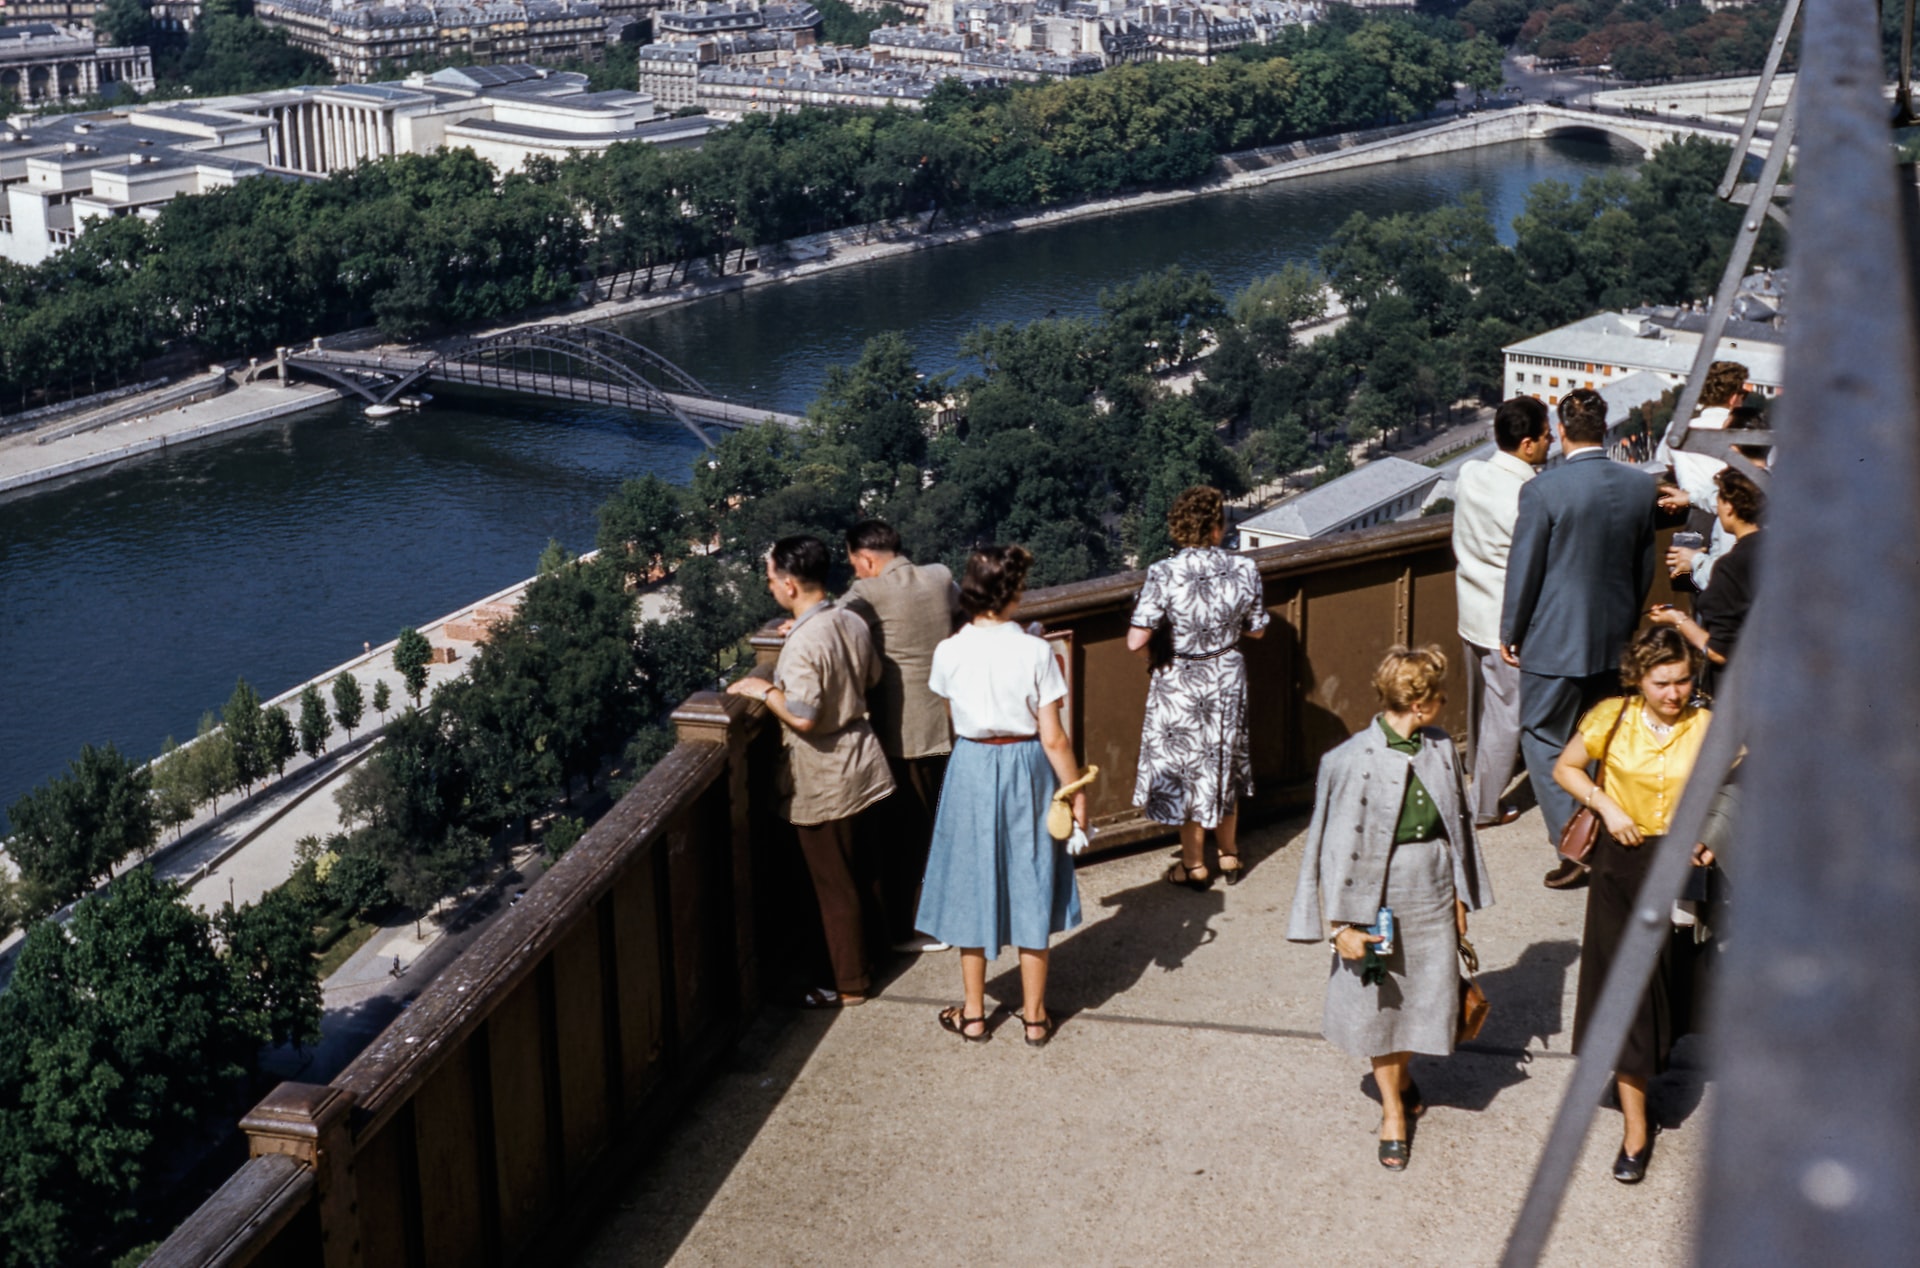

{"left": 1553, "top": 626, "right": 1715, "bottom": 1186}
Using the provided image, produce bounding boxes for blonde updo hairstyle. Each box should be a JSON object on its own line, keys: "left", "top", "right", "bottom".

{"left": 1372, "top": 644, "right": 1449, "bottom": 712}
{"left": 1167, "top": 485, "right": 1226, "bottom": 549}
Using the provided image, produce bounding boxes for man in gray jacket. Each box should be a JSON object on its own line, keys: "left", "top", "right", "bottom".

{"left": 1500, "top": 389, "right": 1657, "bottom": 888}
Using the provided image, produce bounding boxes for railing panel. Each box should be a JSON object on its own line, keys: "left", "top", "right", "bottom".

{"left": 610, "top": 861, "right": 668, "bottom": 1113}
{"left": 552, "top": 917, "right": 613, "bottom": 1178}
{"left": 664, "top": 787, "right": 736, "bottom": 1056}
{"left": 487, "top": 976, "right": 558, "bottom": 1260}
{"left": 350, "top": 1114, "right": 414, "bottom": 1268}
{"left": 412, "top": 1044, "right": 487, "bottom": 1268}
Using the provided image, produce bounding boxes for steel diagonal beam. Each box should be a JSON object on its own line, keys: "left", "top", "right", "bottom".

{"left": 1717, "top": 0, "right": 1803, "bottom": 200}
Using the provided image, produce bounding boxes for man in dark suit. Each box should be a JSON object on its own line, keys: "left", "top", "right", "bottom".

{"left": 1501, "top": 389, "right": 1657, "bottom": 888}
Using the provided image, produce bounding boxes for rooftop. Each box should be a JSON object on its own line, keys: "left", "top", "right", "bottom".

{"left": 1503, "top": 310, "right": 1785, "bottom": 388}
{"left": 1238, "top": 455, "right": 1439, "bottom": 539}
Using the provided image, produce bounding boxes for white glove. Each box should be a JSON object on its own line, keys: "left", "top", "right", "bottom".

{"left": 1066, "top": 825, "right": 1092, "bottom": 857}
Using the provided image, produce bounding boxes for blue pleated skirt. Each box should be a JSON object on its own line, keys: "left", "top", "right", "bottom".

{"left": 915, "top": 738, "right": 1082, "bottom": 955}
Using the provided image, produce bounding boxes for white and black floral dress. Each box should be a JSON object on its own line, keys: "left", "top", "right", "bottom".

{"left": 1130, "top": 546, "right": 1270, "bottom": 828}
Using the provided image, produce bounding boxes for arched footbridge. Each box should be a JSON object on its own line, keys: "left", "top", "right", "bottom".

{"left": 277, "top": 325, "right": 802, "bottom": 448}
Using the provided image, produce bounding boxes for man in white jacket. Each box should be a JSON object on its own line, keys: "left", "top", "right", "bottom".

{"left": 1451, "top": 397, "right": 1551, "bottom": 827}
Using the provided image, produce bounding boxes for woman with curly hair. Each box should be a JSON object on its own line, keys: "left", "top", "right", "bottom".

{"left": 915, "top": 545, "right": 1089, "bottom": 1047}
{"left": 1553, "top": 625, "right": 1716, "bottom": 1184}
{"left": 1126, "top": 485, "right": 1269, "bottom": 887}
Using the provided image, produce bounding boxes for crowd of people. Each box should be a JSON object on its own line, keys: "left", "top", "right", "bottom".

{"left": 724, "top": 367, "right": 1762, "bottom": 1181}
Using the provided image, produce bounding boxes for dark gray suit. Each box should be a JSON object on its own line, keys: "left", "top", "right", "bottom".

{"left": 1500, "top": 448, "right": 1657, "bottom": 848}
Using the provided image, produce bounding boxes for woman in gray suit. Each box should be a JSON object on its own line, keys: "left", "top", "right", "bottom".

{"left": 1288, "top": 646, "right": 1495, "bottom": 1170}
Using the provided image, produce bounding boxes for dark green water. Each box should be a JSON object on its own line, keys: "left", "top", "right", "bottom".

{"left": 0, "top": 137, "right": 1634, "bottom": 825}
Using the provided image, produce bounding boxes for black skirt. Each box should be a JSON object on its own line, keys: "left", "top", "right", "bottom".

{"left": 1571, "top": 833, "right": 1709, "bottom": 1080}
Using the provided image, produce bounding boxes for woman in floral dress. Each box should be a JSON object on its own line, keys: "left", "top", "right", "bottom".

{"left": 1126, "top": 486, "right": 1269, "bottom": 887}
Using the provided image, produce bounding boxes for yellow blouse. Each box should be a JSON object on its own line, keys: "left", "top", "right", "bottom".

{"left": 1577, "top": 696, "right": 1712, "bottom": 836}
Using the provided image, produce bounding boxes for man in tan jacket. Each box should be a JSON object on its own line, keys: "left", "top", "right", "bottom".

{"left": 841, "top": 520, "right": 962, "bottom": 951}
{"left": 729, "top": 535, "right": 894, "bottom": 1006}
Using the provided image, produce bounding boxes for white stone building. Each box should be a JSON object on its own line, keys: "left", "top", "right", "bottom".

{"left": 1236, "top": 456, "right": 1443, "bottom": 549}
{"left": 1501, "top": 304, "right": 1784, "bottom": 410}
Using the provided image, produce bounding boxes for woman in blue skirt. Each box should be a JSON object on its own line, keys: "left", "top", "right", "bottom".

{"left": 916, "top": 544, "right": 1089, "bottom": 1048}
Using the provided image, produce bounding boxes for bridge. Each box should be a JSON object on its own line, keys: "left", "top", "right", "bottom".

{"left": 276, "top": 325, "right": 804, "bottom": 448}
{"left": 1221, "top": 102, "right": 1775, "bottom": 187}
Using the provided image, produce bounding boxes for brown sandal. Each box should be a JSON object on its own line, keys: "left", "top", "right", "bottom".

{"left": 938, "top": 1005, "right": 990, "bottom": 1043}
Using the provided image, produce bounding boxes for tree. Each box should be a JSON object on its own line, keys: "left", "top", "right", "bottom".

{"left": 149, "top": 737, "right": 199, "bottom": 842}
{"left": 216, "top": 888, "right": 323, "bottom": 1052}
{"left": 394, "top": 627, "right": 433, "bottom": 706}
{"left": 331, "top": 672, "right": 366, "bottom": 741}
{"left": 261, "top": 706, "right": 298, "bottom": 777}
{"left": 297, "top": 683, "right": 332, "bottom": 758}
{"left": 99, "top": 0, "right": 151, "bottom": 48}
{"left": 185, "top": 712, "right": 237, "bottom": 815}
{"left": 6, "top": 743, "right": 155, "bottom": 914}
{"left": 222, "top": 678, "right": 268, "bottom": 795}
{"left": 595, "top": 474, "right": 689, "bottom": 586}
{"left": 372, "top": 679, "right": 393, "bottom": 721}
{"left": 537, "top": 536, "right": 570, "bottom": 576}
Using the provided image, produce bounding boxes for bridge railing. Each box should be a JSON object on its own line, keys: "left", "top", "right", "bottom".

{"left": 145, "top": 518, "right": 1471, "bottom": 1268}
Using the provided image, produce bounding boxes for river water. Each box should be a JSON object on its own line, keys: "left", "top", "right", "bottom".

{"left": 0, "top": 137, "right": 1634, "bottom": 825}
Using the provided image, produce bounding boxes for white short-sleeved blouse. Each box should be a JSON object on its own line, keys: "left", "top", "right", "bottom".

{"left": 927, "top": 620, "right": 1067, "bottom": 740}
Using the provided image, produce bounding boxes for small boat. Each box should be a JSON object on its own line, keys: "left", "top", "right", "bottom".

{"left": 365, "top": 403, "right": 401, "bottom": 420}
{"left": 397, "top": 393, "right": 432, "bottom": 410}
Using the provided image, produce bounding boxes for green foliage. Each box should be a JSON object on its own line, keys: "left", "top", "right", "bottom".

{"left": 6, "top": 743, "right": 154, "bottom": 916}
{"left": 0, "top": 868, "right": 268, "bottom": 1265}
{"left": 814, "top": 0, "right": 909, "bottom": 45}
{"left": 261, "top": 705, "right": 298, "bottom": 777}
{"left": 537, "top": 536, "right": 571, "bottom": 576}
{"left": 297, "top": 682, "right": 332, "bottom": 757}
{"left": 596, "top": 474, "right": 689, "bottom": 586}
{"left": 99, "top": 0, "right": 153, "bottom": 48}
{"left": 394, "top": 627, "right": 433, "bottom": 705}
{"left": 332, "top": 671, "right": 366, "bottom": 741}
{"left": 159, "top": 13, "right": 331, "bottom": 96}
{"left": 543, "top": 815, "right": 586, "bottom": 861}
{"left": 149, "top": 736, "right": 199, "bottom": 842}
{"left": 1457, "top": 0, "right": 1793, "bottom": 78}
{"left": 186, "top": 711, "right": 237, "bottom": 813}
{"left": 222, "top": 677, "right": 268, "bottom": 795}
{"left": 216, "top": 887, "right": 323, "bottom": 1051}
{"left": 372, "top": 678, "right": 393, "bottom": 720}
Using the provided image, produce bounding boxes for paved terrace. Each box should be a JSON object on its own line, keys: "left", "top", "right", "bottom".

{"left": 576, "top": 806, "right": 1706, "bottom": 1266}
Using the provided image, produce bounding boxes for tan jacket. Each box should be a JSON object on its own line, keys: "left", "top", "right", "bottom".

{"left": 842, "top": 557, "right": 962, "bottom": 760}
{"left": 772, "top": 599, "right": 894, "bottom": 826}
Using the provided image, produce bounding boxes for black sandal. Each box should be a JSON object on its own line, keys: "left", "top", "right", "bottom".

{"left": 938, "top": 1005, "right": 990, "bottom": 1043}
{"left": 1164, "top": 861, "right": 1212, "bottom": 890}
{"left": 1021, "top": 1013, "right": 1055, "bottom": 1048}
{"left": 1378, "top": 1138, "right": 1410, "bottom": 1170}
{"left": 1218, "top": 854, "right": 1244, "bottom": 886}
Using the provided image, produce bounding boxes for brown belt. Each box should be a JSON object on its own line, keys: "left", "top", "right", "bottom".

{"left": 967, "top": 734, "right": 1038, "bottom": 745}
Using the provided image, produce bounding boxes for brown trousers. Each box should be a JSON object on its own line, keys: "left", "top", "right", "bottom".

{"left": 880, "top": 754, "right": 948, "bottom": 943}
{"left": 794, "top": 815, "right": 882, "bottom": 996}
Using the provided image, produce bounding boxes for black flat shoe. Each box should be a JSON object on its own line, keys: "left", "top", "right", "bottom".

{"left": 1379, "top": 1138, "right": 1410, "bottom": 1170}
{"left": 1613, "top": 1133, "right": 1656, "bottom": 1184}
{"left": 1543, "top": 860, "right": 1590, "bottom": 890}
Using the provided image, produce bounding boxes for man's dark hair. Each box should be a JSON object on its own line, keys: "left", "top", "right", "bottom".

{"left": 1558, "top": 388, "right": 1609, "bottom": 444}
{"left": 769, "top": 535, "right": 830, "bottom": 590}
{"left": 1726, "top": 404, "right": 1769, "bottom": 463}
{"left": 1493, "top": 396, "right": 1550, "bottom": 452}
{"left": 845, "top": 519, "right": 902, "bottom": 556}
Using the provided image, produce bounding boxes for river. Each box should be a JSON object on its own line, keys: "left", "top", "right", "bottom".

{"left": 0, "top": 136, "right": 1635, "bottom": 826}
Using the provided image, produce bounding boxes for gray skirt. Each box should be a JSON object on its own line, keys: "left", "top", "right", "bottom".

{"left": 1322, "top": 837, "right": 1460, "bottom": 1059}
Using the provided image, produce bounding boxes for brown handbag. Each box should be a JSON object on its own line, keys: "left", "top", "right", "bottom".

{"left": 1556, "top": 697, "right": 1630, "bottom": 865}
{"left": 1457, "top": 935, "right": 1490, "bottom": 1044}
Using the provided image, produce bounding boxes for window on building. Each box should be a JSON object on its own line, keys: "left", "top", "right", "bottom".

{"left": 1585, "top": 381, "right": 1594, "bottom": 390}
{"left": 1603, "top": 365, "right": 1614, "bottom": 375}
{"left": 1585, "top": 363, "right": 1595, "bottom": 372}
{"left": 1548, "top": 396, "right": 1559, "bottom": 405}
{"left": 1549, "top": 376, "right": 1559, "bottom": 387}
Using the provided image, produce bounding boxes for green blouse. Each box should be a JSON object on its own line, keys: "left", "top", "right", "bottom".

{"left": 1379, "top": 718, "right": 1444, "bottom": 845}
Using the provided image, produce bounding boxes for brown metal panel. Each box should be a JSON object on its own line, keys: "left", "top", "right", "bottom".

{"left": 611, "top": 860, "right": 666, "bottom": 1110}
{"left": 351, "top": 1118, "right": 414, "bottom": 1268}
{"left": 1075, "top": 606, "right": 1151, "bottom": 828}
{"left": 1297, "top": 554, "right": 1407, "bottom": 756}
{"left": 412, "top": 1043, "right": 487, "bottom": 1268}
{"left": 551, "top": 917, "right": 611, "bottom": 1178}
{"left": 1243, "top": 579, "right": 1303, "bottom": 790}
{"left": 487, "top": 978, "right": 555, "bottom": 1260}
{"left": 665, "top": 787, "right": 734, "bottom": 1054}
{"left": 1407, "top": 550, "right": 1471, "bottom": 740}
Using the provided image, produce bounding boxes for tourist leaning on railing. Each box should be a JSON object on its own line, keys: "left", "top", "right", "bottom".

{"left": 727, "top": 535, "right": 894, "bottom": 1009}
{"left": 915, "top": 545, "right": 1088, "bottom": 1049}
{"left": 1286, "top": 646, "right": 1494, "bottom": 1172}
{"left": 1649, "top": 466, "right": 1765, "bottom": 700}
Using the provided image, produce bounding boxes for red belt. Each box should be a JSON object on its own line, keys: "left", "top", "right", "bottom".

{"left": 968, "top": 734, "right": 1038, "bottom": 745}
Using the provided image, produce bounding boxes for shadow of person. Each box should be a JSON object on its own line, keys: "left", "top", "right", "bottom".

{"left": 1376, "top": 938, "right": 1583, "bottom": 1114}
{"left": 982, "top": 869, "right": 1225, "bottom": 1026}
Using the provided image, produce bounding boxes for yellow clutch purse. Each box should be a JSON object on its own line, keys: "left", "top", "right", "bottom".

{"left": 1048, "top": 765, "right": 1099, "bottom": 840}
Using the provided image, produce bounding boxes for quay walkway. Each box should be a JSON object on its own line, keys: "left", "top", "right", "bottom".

{"left": 575, "top": 807, "right": 1706, "bottom": 1266}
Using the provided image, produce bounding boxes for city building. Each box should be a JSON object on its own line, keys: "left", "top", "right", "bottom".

{"left": 655, "top": 0, "right": 821, "bottom": 38}
{"left": 0, "top": 63, "right": 714, "bottom": 264}
{"left": 1235, "top": 455, "right": 1443, "bottom": 548}
{"left": 1501, "top": 295, "right": 1785, "bottom": 409}
{"left": 0, "top": 23, "right": 154, "bottom": 103}
{"left": 253, "top": 0, "right": 617, "bottom": 83}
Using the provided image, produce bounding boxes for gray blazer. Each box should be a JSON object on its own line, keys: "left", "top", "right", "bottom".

{"left": 1286, "top": 721, "right": 1495, "bottom": 942}
{"left": 1500, "top": 449, "right": 1658, "bottom": 678}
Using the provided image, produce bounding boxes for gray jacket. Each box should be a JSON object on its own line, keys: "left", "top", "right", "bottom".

{"left": 1286, "top": 720, "right": 1496, "bottom": 942}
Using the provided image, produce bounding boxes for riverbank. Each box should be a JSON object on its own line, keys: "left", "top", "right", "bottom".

{"left": 0, "top": 381, "right": 343, "bottom": 498}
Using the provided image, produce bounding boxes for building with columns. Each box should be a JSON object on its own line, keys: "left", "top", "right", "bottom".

{"left": 0, "top": 24, "right": 154, "bottom": 103}
{"left": 253, "top": 0, "right": 616, "bottom": 83}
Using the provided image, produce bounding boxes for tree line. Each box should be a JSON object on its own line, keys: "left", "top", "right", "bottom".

{"left": 1443, "top": 0, "right": 1792, "bottom": 83}
{"left": 0, "top": 7, "right": 1497, "bottom": 404}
